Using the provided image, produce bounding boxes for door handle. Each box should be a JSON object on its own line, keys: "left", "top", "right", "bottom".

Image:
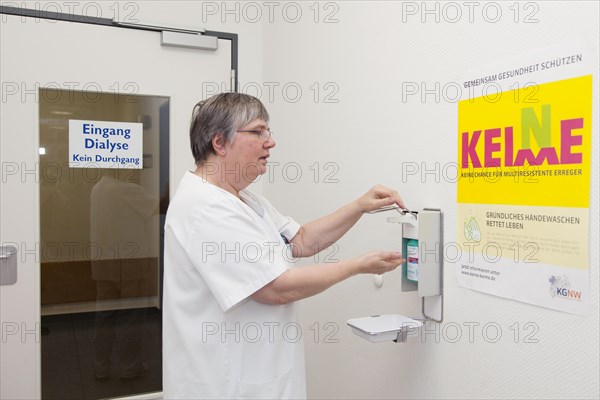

{"left": 0, "top": 245, "right": 18, "bottom": 285}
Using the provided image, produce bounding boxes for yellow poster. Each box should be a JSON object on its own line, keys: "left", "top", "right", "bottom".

{"left": 457, "top": 42, "right": 593, "bottom": 315}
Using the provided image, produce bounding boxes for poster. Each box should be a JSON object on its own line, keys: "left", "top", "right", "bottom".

{"left": 457, "top": 40, "right": 593, "bottom": 315}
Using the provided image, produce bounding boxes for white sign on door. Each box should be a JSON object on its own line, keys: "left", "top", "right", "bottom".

{"left": 69, "top": 119, "right": 143, "bottom": 169}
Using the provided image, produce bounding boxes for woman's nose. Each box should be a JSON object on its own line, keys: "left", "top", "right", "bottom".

{"left": 264, "top": 135, "right": 276, "bottom": 148}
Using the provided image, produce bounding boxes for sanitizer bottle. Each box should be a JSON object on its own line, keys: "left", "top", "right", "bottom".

{"left": 406, "top": 239, "right": 419, "bottom": 282}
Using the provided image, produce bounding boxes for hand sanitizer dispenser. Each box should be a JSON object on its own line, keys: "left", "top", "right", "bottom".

{"left": 396, "top": 209, "right": 442, "bottom": 300}
{"left": 347, "top": 208, "right": 443, "bottom": 343}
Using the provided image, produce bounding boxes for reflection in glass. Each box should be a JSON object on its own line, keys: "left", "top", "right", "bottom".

{"left": 90, "top": 169, "right": 157, "bottom": 380}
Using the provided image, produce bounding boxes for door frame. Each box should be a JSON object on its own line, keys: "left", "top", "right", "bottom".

{"left": 0, "top": 4, "right": 239, "bottom": 91}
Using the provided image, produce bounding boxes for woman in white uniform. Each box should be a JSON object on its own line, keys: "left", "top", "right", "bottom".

{"left": 163, "top": 93, "right": 405, "bottom": 399}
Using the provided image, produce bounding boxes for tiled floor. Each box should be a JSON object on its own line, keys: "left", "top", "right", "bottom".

{"left": 41, "top": 308, "right": 162, "bottom": 400}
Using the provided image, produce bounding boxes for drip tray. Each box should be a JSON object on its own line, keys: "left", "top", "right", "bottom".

{"left": 347, "top": 314, "right": 422, "bottom": 343}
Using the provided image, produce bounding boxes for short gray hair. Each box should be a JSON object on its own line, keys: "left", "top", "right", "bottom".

{"left": 190, "top": 93, "right": 270, "bottom": 164}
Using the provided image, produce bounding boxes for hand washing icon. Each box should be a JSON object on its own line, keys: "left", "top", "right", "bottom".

{"left": 464, "top": 217, "right": 481, "bottom": 242}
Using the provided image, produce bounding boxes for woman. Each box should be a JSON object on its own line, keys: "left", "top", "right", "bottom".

{"left": 163, "top": 93, "right": 405, "bottom": 399}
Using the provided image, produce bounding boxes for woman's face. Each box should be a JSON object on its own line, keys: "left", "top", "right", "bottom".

{"left": 225, "top": 118, "right": 276, "bottom": 185}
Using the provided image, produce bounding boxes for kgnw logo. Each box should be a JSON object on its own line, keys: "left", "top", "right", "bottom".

{"left": 549, "top": 275, "right": 582, "bottom": 301}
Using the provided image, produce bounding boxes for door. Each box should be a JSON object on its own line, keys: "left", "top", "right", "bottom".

{"left": 1, "top": 11, "right": 232, "bottom": 399}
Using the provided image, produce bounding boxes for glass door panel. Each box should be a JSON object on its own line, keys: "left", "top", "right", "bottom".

{"left": 39, "top": 88, "right": 168, "bottom": 400}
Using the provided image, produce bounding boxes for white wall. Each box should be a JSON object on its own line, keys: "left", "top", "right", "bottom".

{"left": 260, "top": 2, "right": 599, "bottom": 399}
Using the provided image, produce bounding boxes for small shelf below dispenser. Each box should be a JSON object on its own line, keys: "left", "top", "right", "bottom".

{"left": 347, "top": 314, "right": 422, "bottom": 343}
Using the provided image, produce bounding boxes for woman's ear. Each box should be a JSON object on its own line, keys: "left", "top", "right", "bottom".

{"left": 211, "top": 132, "right": 227, "bottom": 156}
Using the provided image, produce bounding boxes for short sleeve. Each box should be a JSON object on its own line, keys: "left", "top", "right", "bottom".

{"left": 185, "top": 201, "right": 293, "bottom": 312}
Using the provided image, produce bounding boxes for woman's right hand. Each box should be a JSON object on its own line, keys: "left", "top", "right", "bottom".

{"left": 353, "top": 251, "right": 404, "bottom": 275}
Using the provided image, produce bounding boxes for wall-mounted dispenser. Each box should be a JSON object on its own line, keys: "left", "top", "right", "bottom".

{"left": 347, "top": 208, "right": 443, "bottom": 343}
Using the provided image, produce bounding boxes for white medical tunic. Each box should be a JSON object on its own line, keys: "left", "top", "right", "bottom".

{"left": 163, "top": 172, "right": 306, "bottom": 399}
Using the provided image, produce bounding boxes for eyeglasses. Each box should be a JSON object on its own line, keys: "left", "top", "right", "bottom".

{"left": 237, "top": 128, "right": 274, "bottom": 141}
